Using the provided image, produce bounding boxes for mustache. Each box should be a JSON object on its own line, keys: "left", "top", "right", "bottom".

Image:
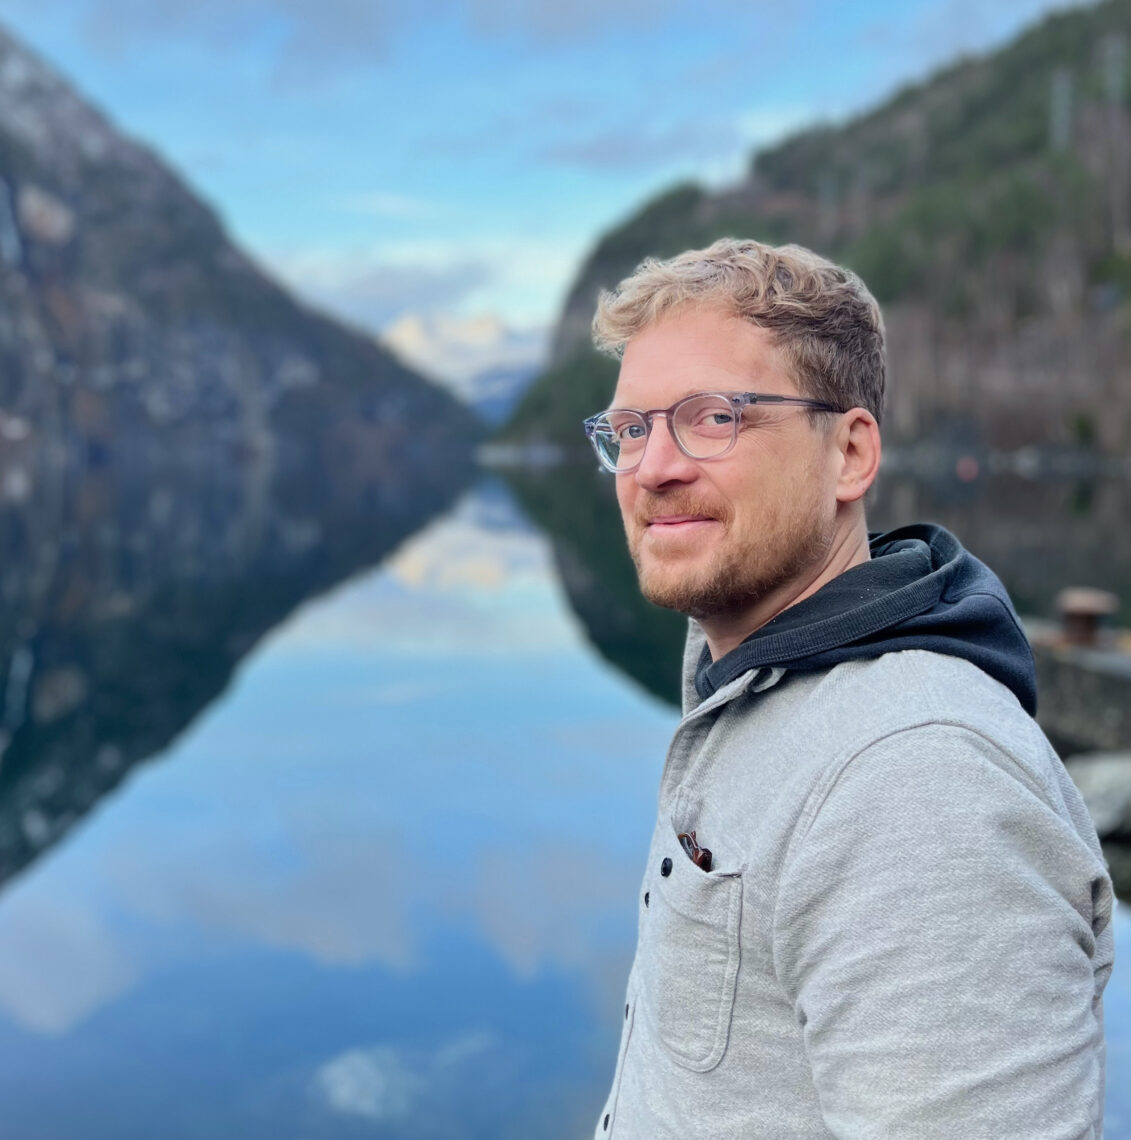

{"left": 634, "top": 493, "right": 730, "bottom": 526}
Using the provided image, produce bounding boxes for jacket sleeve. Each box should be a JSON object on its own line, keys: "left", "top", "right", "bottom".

{"left": 771, "top": 723, "right": 1114, "bottom": 1140}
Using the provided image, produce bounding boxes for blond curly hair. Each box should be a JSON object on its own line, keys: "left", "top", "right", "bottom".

{"left": 592, "top": 237, "right": 885, "bottom": 423}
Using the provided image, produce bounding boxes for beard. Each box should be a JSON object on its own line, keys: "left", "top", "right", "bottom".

{"left": 625, "top": 486, "right": 834, "bottom": 622}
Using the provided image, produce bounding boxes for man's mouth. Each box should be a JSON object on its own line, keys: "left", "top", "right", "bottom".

{"left": 644, "top": 514, "right": 717, "bottom": 530}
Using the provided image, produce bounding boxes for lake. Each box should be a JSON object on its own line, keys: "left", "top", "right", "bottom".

{"left": 0, "top": 469, "right": 1125, "bottom": 1139}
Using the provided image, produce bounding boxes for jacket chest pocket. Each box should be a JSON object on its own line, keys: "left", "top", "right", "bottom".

{"left": 638, "top": 819, "right": 743, "bottom": 1072}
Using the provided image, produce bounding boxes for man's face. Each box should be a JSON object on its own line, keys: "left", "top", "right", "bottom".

{"left": 613, "top": 305, "right": 840, "bottom": 622}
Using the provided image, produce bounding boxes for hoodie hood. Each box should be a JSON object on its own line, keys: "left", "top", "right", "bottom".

{"left": 694, "top": 523, "right": 1037, "bottom": 715}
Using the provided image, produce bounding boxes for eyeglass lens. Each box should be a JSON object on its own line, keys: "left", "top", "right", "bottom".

{"left": 593, "top": 394, "right": 738, "bottom": 471}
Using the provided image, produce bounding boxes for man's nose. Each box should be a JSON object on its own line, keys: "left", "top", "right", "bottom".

{"left": 631, "top": 414, "right": 698, "bottom": 490}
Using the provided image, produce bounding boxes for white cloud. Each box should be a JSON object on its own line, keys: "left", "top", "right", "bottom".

{"left": 459, "top": 843, "right": 641, "bottom": 980}
{"left": 264, "top": 232, "right": 585, "bottom": 332}
{"left": 383, "top": 311, "right": 547, "bottom": 393}
{"left": 266, "top": 245, "right": 492, "bottom": 333}
{"left": 432, "top": 1030, "right": 495, "bottom": 1068}
{"left": 384, "top": 492, "right": 552, "bottom": 594}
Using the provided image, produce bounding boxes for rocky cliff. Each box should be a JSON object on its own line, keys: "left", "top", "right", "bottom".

{"left": 0, "top": 24, "right": 473, "bottom": 467}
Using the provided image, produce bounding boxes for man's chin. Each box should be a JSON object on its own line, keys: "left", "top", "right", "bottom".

{"left": 636, "top": 563, "right": 717, "bottom": 616}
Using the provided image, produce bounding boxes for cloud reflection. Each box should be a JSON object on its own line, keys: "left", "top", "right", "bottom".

{"left": 264, "top": 485, "right": 581, "bottom": 657}
{"left": 106, "top": 825, "right": 419, "bottom": 970}
{"left": 386, "top": 485, "right": 558, "bottom": 592}
{"left": 461, "top": 843, "right": 640, "bottom": 981}
{"left": 315, "top": 1045, "right": 420, "bottom": 1122}
{"left": 0, "top": 888, "right": 136, "bottom": 1034}
{"left": 314, "top": 1032, "right": 495, "bottom": 1123}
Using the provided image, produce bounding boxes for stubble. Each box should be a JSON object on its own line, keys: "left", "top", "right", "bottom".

{"left": 627, "top": 486, "right": 834, "bottom": 623}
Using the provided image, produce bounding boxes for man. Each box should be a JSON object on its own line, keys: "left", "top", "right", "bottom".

{"left": 582, "top": 238, "right": 1113, "bottom": 1138}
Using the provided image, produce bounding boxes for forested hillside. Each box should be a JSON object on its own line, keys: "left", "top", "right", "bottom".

{"left": 507, "top": 0, "right": 1131, "bottom": 458}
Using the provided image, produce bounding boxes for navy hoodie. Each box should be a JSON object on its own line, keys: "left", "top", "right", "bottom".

{"left": 694, "top": 523, "right": 1038, "bottom": 715}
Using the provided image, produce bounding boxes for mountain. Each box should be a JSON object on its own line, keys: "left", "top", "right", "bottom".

{"left": 0, "top": 24, "right": 476, "bottom": 468}
{"left": 460, "top": 361, "right": 542, "bottom": 425}
{"left": 0, "top": 25, "right": 481, "bottom": 887}
{"left": 504, "top": 0, "right": 1131, "bottom": 459}
{"left": 384, "top": 312, "right": 544, "bottom": 425}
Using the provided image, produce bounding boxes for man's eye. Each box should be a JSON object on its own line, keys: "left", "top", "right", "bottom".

{"left": 691, "top": 411, "right": 734, "bottom": 428}
{"left": 618, "top": 423, "right": 647, "bottom": 440}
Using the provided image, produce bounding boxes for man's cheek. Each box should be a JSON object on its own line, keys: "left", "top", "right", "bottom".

{"left": 616, "top": 485, "right": 635, "bottom": 533}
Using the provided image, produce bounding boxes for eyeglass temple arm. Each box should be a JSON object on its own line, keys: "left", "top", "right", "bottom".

{"left": 739, "top": 393, "right": 845, "bottom": 412}
{"left": 583, "top": 395, "right": 845, "bottom": 429}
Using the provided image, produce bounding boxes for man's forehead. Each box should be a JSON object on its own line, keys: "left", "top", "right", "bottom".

{"left": 612, "top": 307, "right": 795, "bottom": 406}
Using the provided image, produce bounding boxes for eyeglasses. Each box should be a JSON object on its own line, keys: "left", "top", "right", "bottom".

{"left": 582, "top": 391, "right": 844, "bottom": 474}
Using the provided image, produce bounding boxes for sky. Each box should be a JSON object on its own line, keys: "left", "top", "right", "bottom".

{"left": 0, "top": 0, "right": 1087, "bottom": 385}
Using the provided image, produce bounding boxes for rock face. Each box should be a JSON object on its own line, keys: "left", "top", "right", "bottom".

{"left": 0, "top": 23, "right": 473, "bottom": 466}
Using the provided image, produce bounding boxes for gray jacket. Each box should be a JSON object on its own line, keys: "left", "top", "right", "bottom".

{"left": 595, "top": 623, "right": 1114, "bottom": 1138}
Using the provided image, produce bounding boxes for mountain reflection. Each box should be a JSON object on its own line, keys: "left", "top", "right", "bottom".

{"left": 503, "top": 463, "right": 1131, "bottom": 709}
{"left": 0, "top": 433, "right": 475, "bottom": 889}
{"left": 503, "top": 467, "right": 688, "bottom": 705}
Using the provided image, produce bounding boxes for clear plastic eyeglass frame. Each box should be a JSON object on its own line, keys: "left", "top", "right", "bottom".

{"left": 581, "top": 390, "right": 844, "bottom": 474}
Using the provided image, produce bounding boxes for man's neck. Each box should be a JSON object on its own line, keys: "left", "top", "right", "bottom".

{"left": 699, "top": 522, "right": 872, "bottom": 661}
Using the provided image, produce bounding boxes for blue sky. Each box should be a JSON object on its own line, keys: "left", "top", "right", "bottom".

{"left": 0, "top": 0, "right": 1085, "bottom": 380}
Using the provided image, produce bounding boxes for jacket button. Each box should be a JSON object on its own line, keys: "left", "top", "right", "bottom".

{"left": 660, "top": 857, "right": 672, "bottom": 877}
{"left": 643, "top": 891, "right": 649, "bottom": 907}
{"left": 603, "top": 1113, "right": 610, "bottom": 1130}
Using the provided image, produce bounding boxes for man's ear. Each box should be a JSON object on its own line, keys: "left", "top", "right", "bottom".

{"left": 833, "top": 409, "right": 881, "bottom": 504}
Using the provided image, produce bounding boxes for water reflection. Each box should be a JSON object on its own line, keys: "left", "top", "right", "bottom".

{"left": 504, "top": 463, "right": 1131, "bottom": 706}
{"left": 0, "top": 470, "right": 1124, "bottom": 1137}
{"left": 504, "top": 467, "right": 688, "bottom": 705}
{"left": 869, "top": 471, "right": 1131, "bottom": 620}
{"left": 0, "top": 480, "right": 679, "bottom": 1138}
{"left": 0, "top": 442, "right": 474, "bottom": 890}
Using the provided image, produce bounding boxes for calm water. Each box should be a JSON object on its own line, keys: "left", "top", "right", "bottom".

{"left": 0, "top": 476, "right": 1125, "bottom": 1138}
